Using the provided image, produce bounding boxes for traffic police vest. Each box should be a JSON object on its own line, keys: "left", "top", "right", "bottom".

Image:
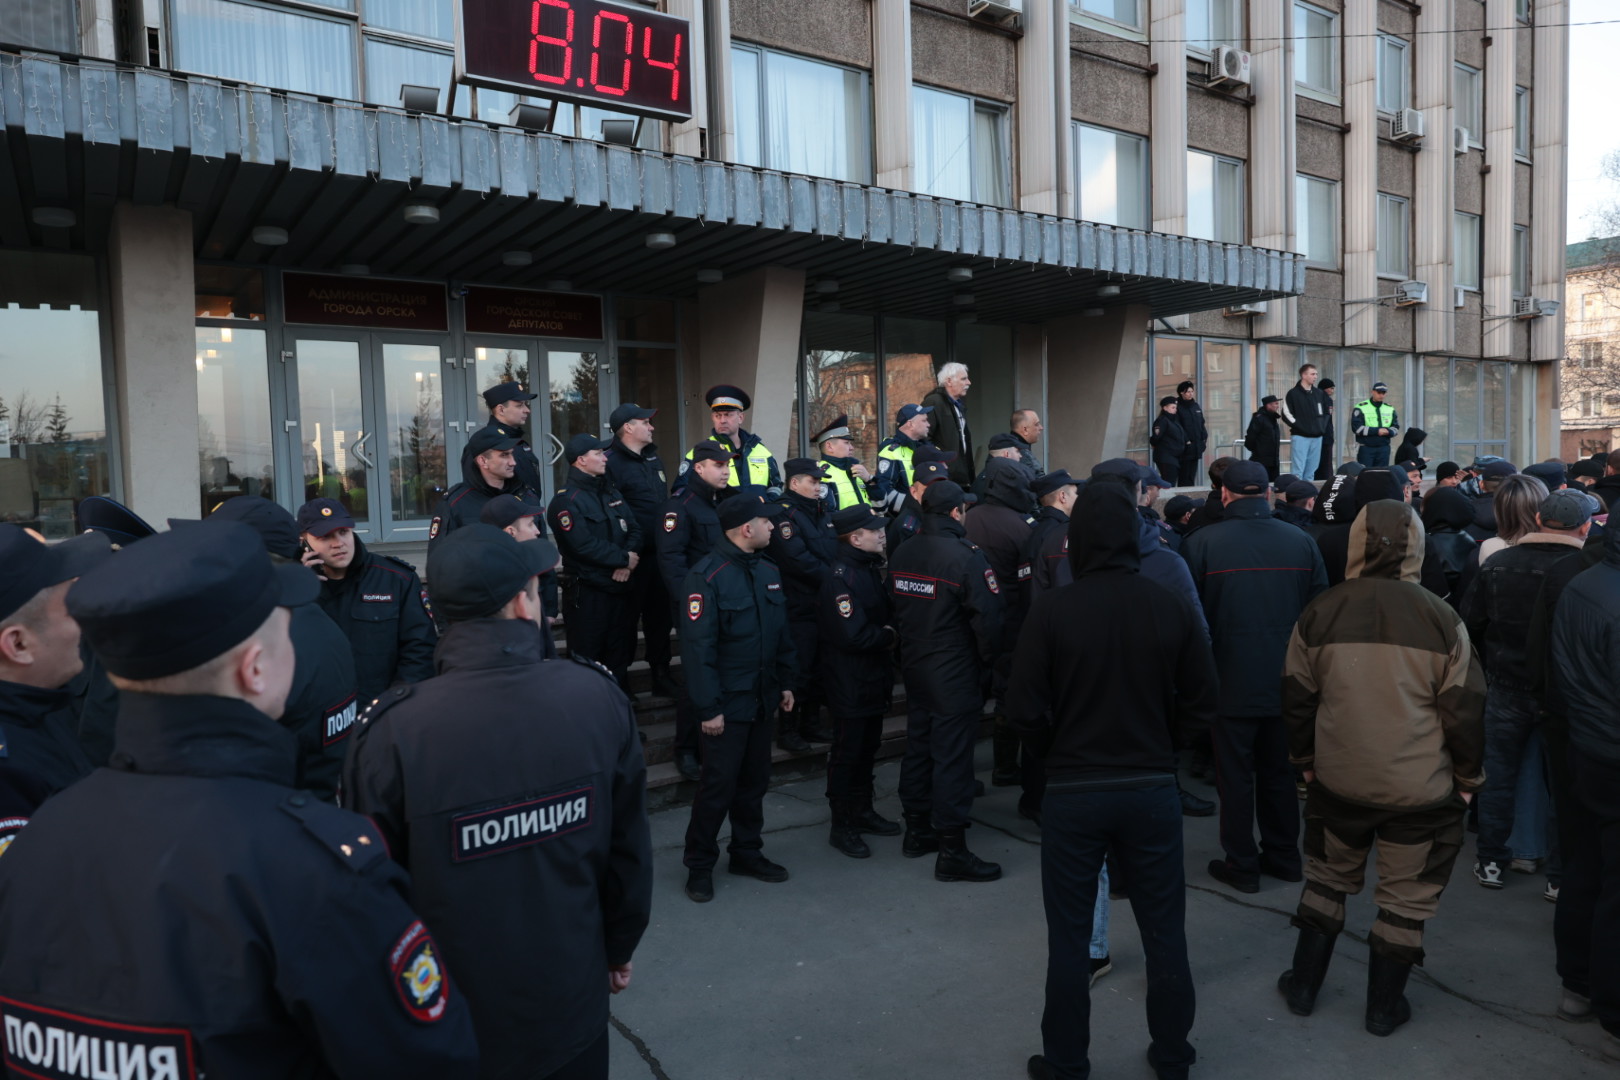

{"left": 1354, "top": 400, "right": 1396, "bottom": 442}
{"left": 685, "top": 436, "right": 775, "bottom": 488}
{"left": 876, "top": 440, "right": 916, "bottom": 491}
{"left": 822, "top": 459, "right": 876, "bottom": 510}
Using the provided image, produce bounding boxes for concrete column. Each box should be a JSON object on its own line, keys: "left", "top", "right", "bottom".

{"left": 1045, "top": 305, "right": 1153, "bottom": 467}
{"left": 666, "top": 0, "right": 709, "bottom": 157}
{"left": 1530, "top": 0, "right": 1568, "bottom": 366}
{"left": 1014, "top": 323, "right": 1047, "bottom": 470}
{"left": 79, "top": 0, "right": 118, "bottom": 60}
{"left": 1414, "top": 0, "right": 1455, "bottom": 355}
{"left": 705, "top": 0, "right": 735, "bottom": 162}
{"left": 1482, "top": 0, "right": 1516, "bottom": 358}
{"left": 873, "top": 0, "right": 913, "bottom": 190}
{"left": 694, "top": 266, "right": 806, "bottom": 458}
{"left": 1149, "top": 0, "right": 1187, "bottom": 235}
{"left": 1342, "top": 0, "right": 1378, "bottom": 347}
{"left": 1249, "top": 0, "right": 1298, "bottom": 340}
{"left": 1017, "top": 0, "right": 1059, "bottom": 213}
{"left": 108, "top": 202, "right": 198, "bottom": 528}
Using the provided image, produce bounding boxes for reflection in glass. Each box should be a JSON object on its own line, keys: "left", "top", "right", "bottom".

{"left": 1076, "top": 124, "right": 1149, "bottom": 230}
{"left": 364, "top": 38, "right": 469, "bottom": 116}
{"left": 197, "top": 327, "right": 274, "bottom": 515}
{"left": 1262, "top": 343, "right": 1298, "bottom": 401}
{"left": 731, "top": 46, "right": 870, "bottom": 182}
{"left": 1453, "top": 361, "right": 1480, "bottom": 444}
{"left": 1423, "top": 356, "right": 1451, "bottom": 462}
{"left": 616, "top": 298, "right": 676, "bottom": 343}
{"left": 172, "top": 0, "right": 356, "bottom": 99}
{"left": 617, "top": 348, "right": 680, "bottom": 452}
{"left": 883, "top": 319, "right": 948, "bottom": 443}
{"left": 549, "top": 351, "right": 601, "bottom": 492}
{"left": 1202, "top": 341, "right": 1244, "bottom": 468}
{"left": 1482, "top": 361, "right": 1508, "bottom": 449}
{"left": 1295, "top": 3, "right": 1337, "bottom": 94}
{"left": 731, "top": 46, "right": 763, "bottom": 167}
{"left": 958, "top": 323, "right": 1014, "bottom": 462}
{"left": 297, "top": 340, "right": 369, "bottom": 520}
{"left": 381, "top": 344, "right": 446, "bottom": 521}
{"left": 195, "top": 265, "right": 265, "bottom": 320}
{"left": 0, "top": 252, "right": 111, "bottom": 539}
{"left": 802, "top": 313, "right": 879, "bottom": 464}
{"left": 914, "top": 86, "right": 974, "bottom": 202}
{"left": 364, "top": 0, "right": 452, "bottom": 41}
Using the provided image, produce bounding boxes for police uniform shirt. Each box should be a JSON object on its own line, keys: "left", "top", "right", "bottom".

{"left": 765, "top": 491, "right": 839, "bottom": 617}
{"left": 680, "top": 538, "right": 797, "bottom": 722}
{"left": 546, "top": 468, "right": 644, "bottom": 591}
{"left": 654, "top": 473, "right": 724, "bottom": 598}
{"left": 461, "top": 417, "right": 545, "bottom": 501}
{"left": 816, "top": 551, "right": 896, "bottom": 719}
{"left": 281, "top": 602, "right": 359, "bottom": 802}
{"left": 605, "top": 440, "right": 670, "bottom": 549}
{"left": 314, "top": 539, "right": 437, "bottom": 706}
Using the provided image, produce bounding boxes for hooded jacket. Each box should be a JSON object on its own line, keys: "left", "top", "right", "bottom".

{"left": 1281, "top": 501, "right": 1487, "bottom": 810}
{"left": 430, "top": 448, "right": 542, "bottom": 555}
{"left": 1547, "top": 527, "right": 1620, "bottom": 764}
{"left": 1245, "top": 408, "right": 1282, "bottom": 470}
{"left": 964, "top": 458, "right": 1037, "bottom": 655}
{"left": 1392, "top": 426, "right": 1428, "bottom": 467}
{"left": 1421, "top": 485, "right": 1481, "bottom": 607}
{"left": 1006, "top": 484, "right": 1218, "bottom": 781}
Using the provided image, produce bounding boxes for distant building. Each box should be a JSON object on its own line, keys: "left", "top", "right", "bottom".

{"left": 1562, "top": 237, "right": 1620, "bottom": 459}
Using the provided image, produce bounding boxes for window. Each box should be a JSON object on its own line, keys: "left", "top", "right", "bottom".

{"left": 0, "top": 0, "right": 80, "bottom": 52}
{"left": 1513, "top": 226, "right": 1530, "bottom": 297}
{"left": 912, "top": 86, "right": 1010, "bottom": 206}
{"left": 1296, "top": 175, "right": 1338, "bottom": 267}
{"left": 1074, "top": 123, "right": 1150, "bottom": 230}
{"left": 1294, "top": 3, "right": 1339, "bottom": 98}
{"left": 1453, "top": 63, "right": 1483, "bottom": 146}
{"left": 1376, "top": 194, "right": 1411, "bottom": 278}
{"left": 1186, "top": 0, "right": 1242, "bottom": 52}
{"left": 732, "top": 45, "right": 872, "bottom": 183}
{"left": 1580, "top": 391, "right": 1599, "bottom": 418}
{"left": 1515, "top": 87, "right": 1532, "bottom": 158}
{"left": 1453, "top": 212, "right": 1482, "bottom": 290}
{"left": 196, "top": 327, "right": 275, "bottom": 515}
{"left": 1187, "top": 150, "right": 1245, "bottom": 244}
{"left": 172, "top": 0, "right": 358, "bottom": 99}
{"left": 1517, "top": 0, "right": 1531, "bottom": 21}
{"left": 1583, "top": 292, "right": 1601, "bottom": 321}
{"left": 1070, "top": 0, "right": 1140, "bottom": 31}
{"left": 1579, "top": 341, "right": 1606, "bottom": 368}
{"left": 1376, "top": 36, "right": 1410, "bottom": 114}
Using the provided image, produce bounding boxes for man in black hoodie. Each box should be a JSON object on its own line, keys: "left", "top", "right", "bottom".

{"left": 1245, "top": 396, "right": 1283, "bottom": 481}
{"left": 430, "top": 426, "right": 544, "bottom": 555}
{"left": 1008, "top": 483, "right": 1218, "bottom": 1080}
{"left": 965, "top": 456, "right": 1037, "bottom": 788}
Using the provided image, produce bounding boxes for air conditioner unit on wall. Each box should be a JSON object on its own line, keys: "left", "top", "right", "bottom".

{"left": 1391, "top": 109, "right": 1424, "bottom": 143}
{"left": 1454, "top": 286, "right": 1468, "bottom": 308}
{"left": 1394, "top": 280, "right": 1428, "bottom": 306}
{"left": 1513, "top": 296, "right": 1563, "bottom": 320}
{"left": 1223, "top": 301, "right": 1267, "bottom": 316}
{"left": 968, "top": 0, "right": 1021, "bottom": 21}
{"left": 1453, "top": 126, "right": 1470, "bottom": 154}
{"left": 1210, "top": 47, "right": 1253, "bottom": 89}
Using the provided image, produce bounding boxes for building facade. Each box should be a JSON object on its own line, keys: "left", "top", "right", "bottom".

{"left": 1560, "top": 236, "right": 1620, "bottom": 459}
{"left": 0, "top": 0, "right": 1566, "bottom": 542}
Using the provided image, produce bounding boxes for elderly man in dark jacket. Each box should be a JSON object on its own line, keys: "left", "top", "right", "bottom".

{"left": 1183, "top": 461, "right": 1328, "bottom": 894}
{"left": 922, "top": 363, "right": 976, "bottom": 487}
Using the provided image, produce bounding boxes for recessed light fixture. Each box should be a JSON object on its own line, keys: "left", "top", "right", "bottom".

{"left": 645, "top": 231, "right": 677, "bottom": 250}
{"left": 543, "top": 279, "right": 574, "bottom": 292}
{"left": 1081, "top": 307, "right": 1105, "bottom": 317}
{"left": 696, "top": 268, "right": 724, "bottom": 284}
{"left": 403, "top": 203, "right": 440, "bottom": 225}
{"left": 502, "top": 250, "right": 534, "bottom": 267}
{"left": 31, "top": 207, "right": 75, "bottom": 228}
{"left": 1097, "top": 284, "right": 1122, "bottom": 298}
{"left": 814, "top": 279, "right": 840, "bottom": 294}
{"left": 251, "top": 225, "right": 289, "bottom": 246}
{"left": 340, "top": 264, "right": 371, "bottom": 276}
{"left": 946, "top": 267, "right": 973, "bottom": 283}
{"left": 952, "top": 293, "right": 976, "bottom": 307}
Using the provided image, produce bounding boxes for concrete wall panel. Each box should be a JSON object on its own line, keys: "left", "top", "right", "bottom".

{"left": 1455, "top": 153, "right": 1484, "bottom": 214}
{"left": 1377, "top": 142, "right": 1416, "bottom": 198}
{"left": 1186, "top": 91, "right": 1247, "bottom": 160}
{"left": 1298, "top": 269, "right": 1346, "bottom": 346}
{"left": 1072, "top": 56, "right": 1151, "bottom": 133}
{"left": 1045, "top": 304, "right": 1154, "bottom": 466}
{"left": 1296, "top": 119, "right": 1344, "bottom": 181}
{"left": 733, "top": 0, "right": 871, "bottom": 67}
{"left": 912, "top": 9, "right": 1016, "bottom": 100}
{"left": 695, "top": 267, "right": 807, "bottom": 458}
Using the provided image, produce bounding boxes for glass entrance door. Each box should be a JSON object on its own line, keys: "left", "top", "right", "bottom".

{"left": 544, "top": 346, "right": 604, "bottom": 493}
{"left": 291, "top": 335, "right": 375, "bottom": 537}
{"left": 462, "top": 340, "right": 606, "bottom": 496}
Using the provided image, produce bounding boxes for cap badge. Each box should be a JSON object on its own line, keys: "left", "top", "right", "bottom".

{"left": 321, "top": 507, "right": 333, "bottom": 517}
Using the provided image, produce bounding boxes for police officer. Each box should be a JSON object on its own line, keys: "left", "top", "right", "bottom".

{"left": 965, "top": 455, "right": 1037, "bottom": 790}
{"left": 1352, "top": 381, "right": 1402, "bottom": 468}
{"left": 876, "top": 404, "right": 936, "bottom": 510}
{"left": 820, "top": 505, "right": 900, "bottom": 858}
{"left": 770, "top": 458, "right": 840, "bottom": 754}
{"left": 1013, "top": 469, "right": 1080, "bottom": 823}
{"left": 888, "top": 480, "right": 1004, "bottom": 883}
{"left": 198, "top": 497, "right": 359, "bottom": 801}
{"left": 813, "top": 414, "right": 879, "bottom": 510}
{"left": 886, "top": 455, "right": 954, "bottom": 557}
{"left": 681, "top": 490, "right": 797, "bottom": 904}
{"left": 344, "top": 525, "right": 653, "bottom": 1080}
{"left": 482, "top": 494, "right": 562, "bottom": 657}
{"left": 0, "top": 522, "right": 479, "bottom": 1078}
{"left": 656, "top": 442, "right": 731, "bottom": 781}
{"left": 679, "top": 384, "right": 781, "bottom": 492}
{"left": 548, "top": 434, "right": 645, "bottom": 687}
{"left": 0, "top": 526, "right": 110, "bottom": 796}
{"left": 298, "top": 498, "right": 437, "bottom": 706}
{"left": 972, "top": 433, "right": 1029, "bottom": 499}
{"left": 606, "top": 403, "right": 678, "bottom": 697}
{"left": 431, "top": 426, "right": 544, "bottom": 554}
{"left": 464, "top": 380, "right": 546, "bottom": 500}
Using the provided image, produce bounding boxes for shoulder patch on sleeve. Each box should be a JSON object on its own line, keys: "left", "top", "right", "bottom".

{"left": 984, "top": 568, "right": 1000, "bottom": 595}
{"left": 836, "top": 593, "right": 853, "bottom": 618}
{"left": 557, "top": 510, "right": 573, "bottom": 532}
{"left": 381, "top": 554, "right": 420, "bottom": 574}
{"left": 281, "top": 796, "right": 388, "bottom": 874}
{"left": 664, "top": 510, "right": 679, "bottom": 532}
{"left": 778, "top": 522, "right": 794, "bottom": 540}
{"left": 0, "top": 815, "right": 29, "bottom": 858}
{"left": 428, "top": 517, "right": 441, "bottom": 540}
{"left": 390, "top": 920, "right": 450, "bottom": 1023}
{"left": 687, "top": 593, "right": 704, "bottom": 620}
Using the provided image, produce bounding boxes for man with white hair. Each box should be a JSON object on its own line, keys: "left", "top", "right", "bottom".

{"left": 923, "top": 363, "right": 976, "bottom": 487}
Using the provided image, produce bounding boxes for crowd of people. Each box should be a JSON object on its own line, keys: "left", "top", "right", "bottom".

{"left": 0, "top": 359, "right": 1617, "bottom": 1080}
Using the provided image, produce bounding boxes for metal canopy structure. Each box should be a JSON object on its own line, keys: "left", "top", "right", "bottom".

{"left": 0, "top": 54, "right": 1306, "bottom": 323}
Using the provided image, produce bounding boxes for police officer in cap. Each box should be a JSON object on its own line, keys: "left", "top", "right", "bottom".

{"left": 344, "top": 524, "right": 653, "bottom": 1080}
{"left": 770, "top": 458, "right": 840, "bottom": 753}
{"left": 298, "top": 498, "right": 437, "bottom": 706}
{"left": 431, "top": 426, "right": 544, "bottom": 555}
{"left": 0, "top": 525, "right": 111, "bottom": 796}
{"left": 656, "top": 441, "right": 731, "bottom": 781}
{"left": 465, "top": 380, "right": 546, "bottom": 500}
{"left": 888, "top": 480, "right": 1004, "bottom": 884}
{"left": 681, "top": 490, "right": 797, "bottom": 903}
{"left": 0, "top": 521, "right": 479, "bottom": 1078}
{"left": 548, "top": 433, "right": 645, "bottom": 688}
{"left": 483, "top": 494, "right": 561, "bottom": 657}
{"left": 606, "top": 404, "right": 678, "bottom": 697}
{"left": 679, "top": 385, "right": 781, "bottom": 492}
{"left": 813, "top": 415, "right": 879, "bottom": 510}
{"left": 876, "top": 404, "right": 936, "bottom": 510}
{"left": 886, "top": 455, "right": 955, "bottom": 558}
{"left": 819, "top": 505, "right": 900, "bottom": 858}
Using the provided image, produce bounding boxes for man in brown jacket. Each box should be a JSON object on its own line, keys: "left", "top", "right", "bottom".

{"left": 1276, "top": 499, "right": 1486, "bottom": 1038}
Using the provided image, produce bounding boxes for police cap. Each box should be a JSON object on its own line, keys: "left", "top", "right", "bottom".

{"left": 706, "top": 384, "right": 751, "bottom": 412}
{"left": 988, "top": 432, "right": 1021, "bottom": 451}
{"left": 203, "top": 496, "right": 301, "bottom": 560}
{"left": 1523, "top": 461, "right": 1567, "bottom": 490}
{"left": 296, "top": 498, "right": 357, "bottom": 538}
{"left": 66, "top": 520, "right": 317, "bottom": 679}
{"left": 1223, "top": 461, "right": 1271, "bottom": 496}
{"left": 913, "top": 460, "right": 952, "bottom": 485}
{"left": 564, "top": 433, "right": 612, "bottom": 462}
{"left": 689, "top": 440, "right": 732, "bottom": 465}
{"left": 717, "top": 488, "right": 786, "bottom": 530}
{"left": 922, "top": 481, "right": 974, "bottom": 514}
{"left": 467, "top": 427, "right": 523, "bottom": 459}
{"left": 483, "top": 382, "right": 538, "bottom": 408}
{"left": 427, "top": 524, "right": 559, "bottom": 623}
{"left": 1031, "top": 469, "right": 1079, "bottom": 499}
{"left": 480, "top": 494, "right": 544, "bottom": 529}
{"left": 609, "top": 403, "right": 657, "bottom": 430}
{"left": 811, "top": 415, "right": 851, "bottom": 443}
{"left": 783, "top": 458, "right": 831, "bottom": 482}
{"left": 76, "top": 496, "right": 156, "bottom": 547}
{"left": 831, "top": 506, "right": 884, "bottom": 535}
{"left": 0, "top": 526, "right": 112, "bottom": 623}
{"left": 1284, "top": 481, "right": 1321, "bottom": 504}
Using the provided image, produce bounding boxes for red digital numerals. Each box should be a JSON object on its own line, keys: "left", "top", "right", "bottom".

{"left": 527, "top": 0, "right": 684, "bottom": 104}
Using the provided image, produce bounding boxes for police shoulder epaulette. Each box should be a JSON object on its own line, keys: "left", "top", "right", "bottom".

{"left": 569, "top": 654, "right": 617, "bottom": 682}
{"left": 355, "top": 683, "right": 415, "bottom": 734}
{"left": 380, "top": 553, "right": 419, "bottom": 574}
{"left": 833, "top": 563, "right": 849, "bottom": 579}
{"left": 1025, "top": 516, "right": 1037, "bottom": 526}
{"left": 280, "top": 794, "right": 387, "bottom": 873}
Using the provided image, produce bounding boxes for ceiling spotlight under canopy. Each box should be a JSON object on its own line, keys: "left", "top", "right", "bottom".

{"left": 502, "top": 250, "right": 534, "bottom": 267}
{"left": 30, "top": 207, "right": 75, "bottom": 228}
{"left": 1096, "top": 284, "right": 1122, "bottom": 297}
{"left": 402, "top": 203, "right": 440, "bottom": 225}
{"left": 696, "top": 269, "right": 724, "bottom": 284}
{"left": 251, "top": 225, "right": 289, "bottom": 246}
{"left": 645, "top": 231, "right": 677, "bottom": 250}
{"left": 946, "top": 267, "right": 973, "bottom": 283}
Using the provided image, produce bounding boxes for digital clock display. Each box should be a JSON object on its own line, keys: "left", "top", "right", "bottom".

{"left": 457, "top": 0, "right": 693, "bottom": 122}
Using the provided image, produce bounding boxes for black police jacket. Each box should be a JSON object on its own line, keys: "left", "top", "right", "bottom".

{"left": 547, "top": 467, "right": 644, "bottom": 593}
{"left": 816, "top": 548, "right": 896, "bottom": 718}
{"left": 1179, "top": 398, "right": 1209, "bottom": 456}
{"left": 1022, "top": 506, "right": 1071, "bottom": 594}
{"left": 430, "top": 452, "right": 545, "bottom": 557}
{"left": 886, "top": 495, "right": 924, "bottom": 558}
{"left": 681, "top": 538, "right": 797, "bottom": 722}
{"left": 887, "top": 514, "right": 1004, "bottom": 716}
{"left": 343, "top": 618, "right": 653, "bottom": 1080}
{"left": 654, "top": 471, "right": 723, "bottom": 598}
{"left": 461, "top": 416, "right": 546, "bottom": 501}
{"left": 766, "top": 490, "right": 838, "bottom": 620}
{"left": 0, "top": 692, "right": 479, "bottom": 1079}
{"left": 0, "top": 764, "right": 48, "bottom": 855}
{"left": 284, "top": 602, "right": 359, "bottom": 801}
{"left": 61, "top": 649, "right": 118, "bottom": 768}
{"left": 314, "top": 538, "right": 437, "bottom": 707}
{"left": 963, "top": 480, "right": 1036, "bottom": 657}
{"left": 0, "top": 679, "right": 93, "bottom": 797}
{"left": 1550, "top": 526, "right": 1620, "bottom": 766}
{"left": 605, "top": 439, "right": 669, "bottom": 553}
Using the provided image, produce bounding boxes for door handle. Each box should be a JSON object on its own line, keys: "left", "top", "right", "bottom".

{"left": 545, "top": 431, "right": 565, "bottom": 465}
{"left": 350, "top": 431, "right": 377, "bottom": 469}
{"left": 448, "top": 421, "right": 462, "bottom": 432}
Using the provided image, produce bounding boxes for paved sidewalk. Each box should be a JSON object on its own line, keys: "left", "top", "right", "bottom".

{"left": 604, "top": 748, "right": 1616, "bottom": 1079}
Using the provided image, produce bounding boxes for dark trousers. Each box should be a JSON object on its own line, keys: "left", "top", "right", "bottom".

{"left": 1176, "top": 453, "right": 1201, "bottom": 487}
{"left": 826, "top": 713, "right": 884, "bottom": 803}
{"left": 563, "top": 580, "right": 636, "bottom": 687}
{"left": 540, "top": 1028, "right": 609, "bottom": 1080}
{"left": 898, "top": 703, "right": 979, "bottom": 830}
{"left": 1152, "top": 456, "right": 1180, "bottom": 486}
{"left": 1212, "top": 714, "right": 1300, "bottom": 875}
{"left": 668, "top": 602, "right": 699, "bottom": 753}
{"left": 629, "top": 555, "right": 672, "bottom": 670}
{"left": 1356, "top": 444, "right": 1391, "bottom": 468}
{"left": 1041, "top": 780, "right": 1195, "bottom": 1080}
{"left": 683, "top": 703, "right": 773, "bottom": 870}
{"left": 1554, "top": 753, "right": 1620, "bottom": 1035}
{"left": 1476, "top": 686, "right": 1542, "bottom": 863}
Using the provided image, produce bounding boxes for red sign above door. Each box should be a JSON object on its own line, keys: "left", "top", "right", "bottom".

{"left": 464, "top": 287, "right": 604, "bottom": 339}
{"left": 283, "top": 273, "right": 450, "bottom": 331}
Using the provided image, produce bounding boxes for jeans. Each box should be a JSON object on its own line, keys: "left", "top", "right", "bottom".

{"left": 1507, "top": 726, "right": 1554, "bottom": 865}
{"left": 1291, "top": 436, "right": 1323, "bottom": 481}
{"left": 1041, "top": 780, "right": 1195, "bottom": 1080}
{"left": 1356, "top": 444, "right": 1391, "bottom": 468}
{"left": 1476, "top": 687, "right": 1543, "bottom": 864}
{"left": 1091, "top": 864, "right": 1111, "bottom": 960}
{"left": 1553, "top": 753, "right": 1620, "bottom": 1036}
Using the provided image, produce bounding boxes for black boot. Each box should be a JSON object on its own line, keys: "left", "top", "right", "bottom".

{"left": 776, "top": 710, "right": 811, "bottom": 753}
{"left": 650, "top": 664, "right": 681, "bottom": 698}
{"left": 1276, "top": 926, "right": 1338, "bottom": 1016}
{"left": 801, "top": 706, "right": 834, "bottom": 744}
{"left": 674, "top": 748, "right": 701, "bottom": 783}
{"left": 854, "top": 798, "right": 901, "bottom": 837}
{"left": 1364, "top": 947, "right": 1414, "bottom": 1037}
{"left": 934, "top": 827, "right": 1001, "bottom": 882}
{"left": 991, "top": 719, "right": 1020, "bottom": 786}
{"left": 901, "top": 811, "right": 939, "bottom": 858}
{"left": 828, "top": 803, "right": 871, "bottom": 859}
